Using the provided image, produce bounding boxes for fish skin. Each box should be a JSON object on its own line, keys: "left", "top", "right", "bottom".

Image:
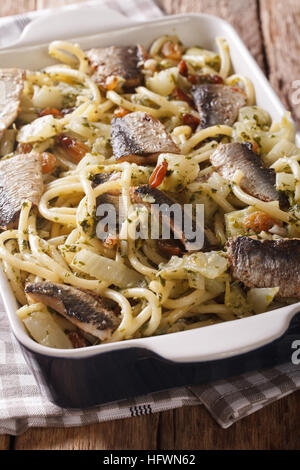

{"left": 86, "top": 45, "right": 146, "bottom": 90}
{"left": 210, "top": 142, "right": 287, "bottom": 206}
{"left": 96, "top": 191, "right": 125, "bottom": 243}
{"left": 25, "top": 282, "right": 120, "bottom": 341}
{"left": 0, "top": 68, "right": 25, "bottom": 137}
{"left": 92, "top": 172, "right": 125, "bottom": 244}
{"left": 227, "top": 236, "right": 300, "bottom": 298}
{"left": 110, "top": 111, "right": 179, "bottom": 164}
{"left": 92, "top": 171, "right": 121, "bottom": 189}
{"left": 191, "top": 84, "right": 247, "bottom": 128}
{"left": 130, "top": 185, "right": 217, "bottom": 252}
{"left": 68, "top": 330, "right": 88, "bottom": 348}
{"left": 0, "top": 153, "right": 43, "bottom": 229}
{"left": 156, "top": 238, "right": 185, "bottom": 257}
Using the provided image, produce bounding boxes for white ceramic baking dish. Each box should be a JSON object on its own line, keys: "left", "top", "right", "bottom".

{"left": 0, "top": 9, "right": 299, "bottom": 407}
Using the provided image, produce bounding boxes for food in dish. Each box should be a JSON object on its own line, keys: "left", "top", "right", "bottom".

{"left": 0, "top": 153, "right": 43, "bottom": 228}
{"left": 85, "top": 45, "right": 146, "bottom": 91}
{"left": 110, "top": 110, "right": 180, "bottom": 163}
{"left": 227, "top": 237, "right": 300, "bottom": 298}
{"left": 0, "top": 68, "right": 25, "bottom": 138}
{"left": 25, "top": 281, "right": 120, "bottom": 341}
{"left": 0, "top": 35, "right": 299, "bottom": 349}
{"left": 191, "top": 83, "right": 247, "bottom": 128}
{"left": 210, "top": 142, "right": 286, "bottom": 205}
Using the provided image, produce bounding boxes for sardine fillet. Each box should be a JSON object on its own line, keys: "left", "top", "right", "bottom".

{"left": 0, "top": 68, "right": 25, "bottom": 135}
{"left": 191, "top": 84, "right": 247, "bottom": 128}
{"left": 25, "top": 282, "right": 120, "bottom": 341}
{"left": 111, "top": 111, "right": 179, "bottom": 163}
{"left": 0, "top": 153, "right": 43, "bottom": 228}
{"left": 227, "top": 236, "right": 300, "bottom": 298}
{"left": 210, "top": 142, "right": 282, "bottom": 203}
{"left": 130, "top": 185, "right": 217, "bottom": 252}
{"left": 86, "top": 45, "right": 145, "bottom": 90}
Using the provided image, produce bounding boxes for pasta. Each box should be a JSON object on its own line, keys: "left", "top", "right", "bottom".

{"left": 0, "top": 34, "right": 299, "bottom": 349}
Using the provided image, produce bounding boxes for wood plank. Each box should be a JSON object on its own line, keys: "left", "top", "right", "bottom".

{"left": 260, "top": 0, "right": 300, "bottom": 125}
{"left": 0, "top": 435, "right": 10, "bottom": 450}
{"left": 161, "top": 0, "right": 265, "bottom": 70}
{"left": 36, "top": 0, "right": 86, "bottom": 9}
{"left": 0, "top": 1, "right": 36, "bottom": 18}
{"left": 168, "top": 391, "right": 300, "bottom": 450}
{"left": 156, "top": 410, "right": 175, "bottom": 449}
{"left": 14, "top": 414, "right": 160, "bottom": 450}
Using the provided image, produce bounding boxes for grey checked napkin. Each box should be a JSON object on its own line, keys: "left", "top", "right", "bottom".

{"left": 0, "top": 0, "right": 300, "bottom": 435}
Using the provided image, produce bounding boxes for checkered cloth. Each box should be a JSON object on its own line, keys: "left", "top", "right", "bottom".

{"left": 0, "top": 0, "right": 300, "bottom": 436}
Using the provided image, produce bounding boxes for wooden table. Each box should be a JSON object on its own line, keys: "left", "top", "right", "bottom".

{"left": 1, "top": 0, "right": 300, "bottom": 450}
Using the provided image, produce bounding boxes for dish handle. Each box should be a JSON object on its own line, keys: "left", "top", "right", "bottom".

{"left": 145, "top": 302, "right": 300, "bottom": 363}
{"left": 7, "top": 3, "right": 134, "bottom": 49}
{"left": 19, "top": 307, "right": 300, "bottom": 408}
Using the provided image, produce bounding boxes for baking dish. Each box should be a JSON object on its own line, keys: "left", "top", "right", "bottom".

{"left": 0, "top": 10, "right": 300, "bottom": 408}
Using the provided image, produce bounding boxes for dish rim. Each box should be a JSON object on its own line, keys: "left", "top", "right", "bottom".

{"left": 1, "top": 12, "right": 300, "bottom": 363}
